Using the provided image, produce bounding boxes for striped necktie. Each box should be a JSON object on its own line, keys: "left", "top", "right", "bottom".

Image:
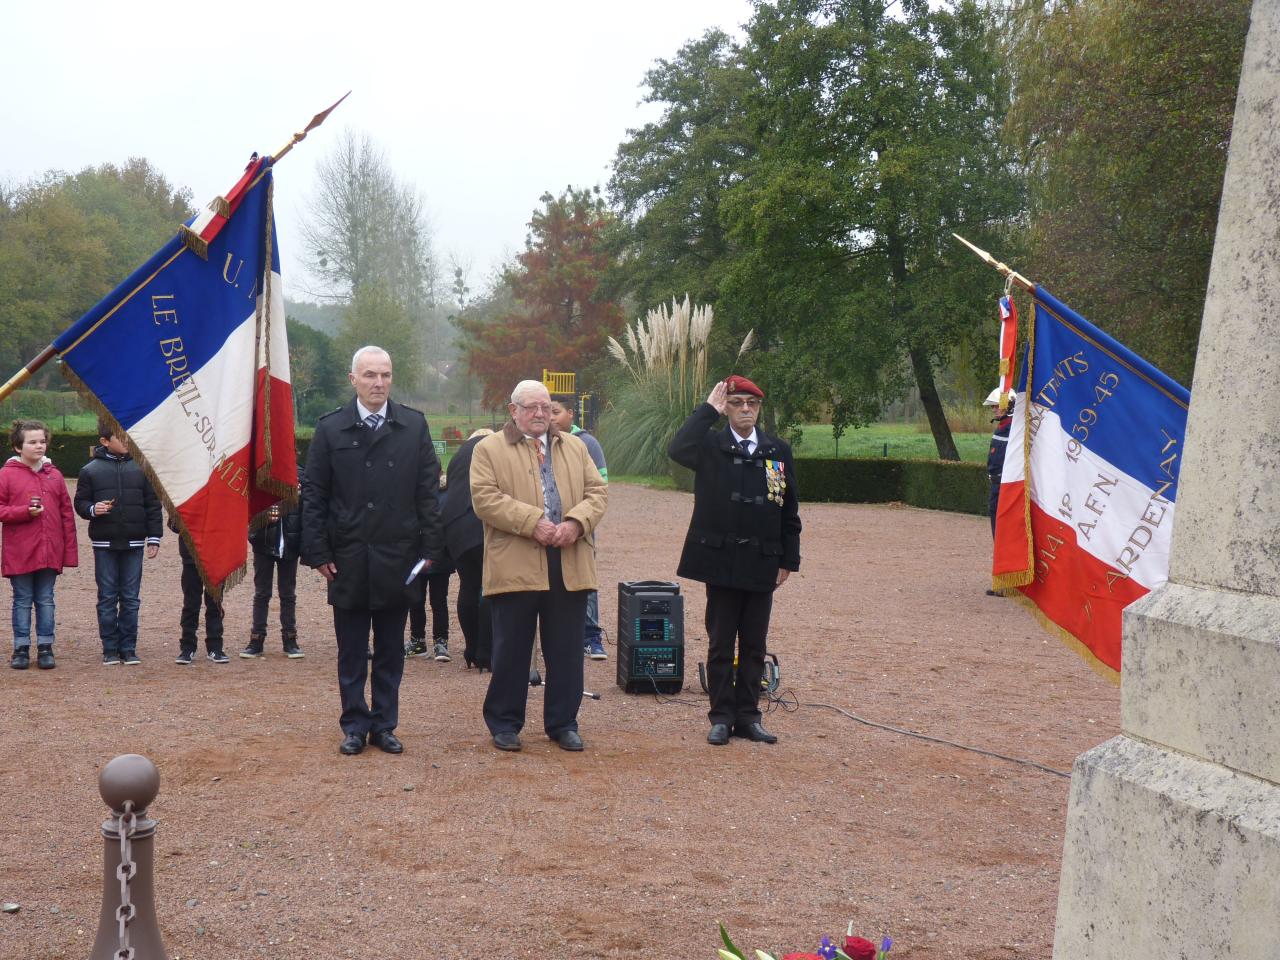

{"left": 365, "top": 412, "right": 383, "bottom": 431}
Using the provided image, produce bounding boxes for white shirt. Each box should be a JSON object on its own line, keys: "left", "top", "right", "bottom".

{"left": 356, "top": 399, "right": 387, "bottom": 423}
{"left": 731, "top": 427, "right": 760, "bottom": 456}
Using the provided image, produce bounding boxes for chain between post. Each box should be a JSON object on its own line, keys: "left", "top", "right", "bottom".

{"left": 113, "top": 800, "right": 137, "bottom": 960}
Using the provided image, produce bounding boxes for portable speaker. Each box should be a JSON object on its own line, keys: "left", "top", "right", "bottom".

{"left": 616, "top": 580, "right": 684, "bottom": 694}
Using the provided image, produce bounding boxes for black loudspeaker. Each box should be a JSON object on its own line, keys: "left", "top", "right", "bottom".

{"left": 616, "top": 580, "right": 685, "bottom": 694}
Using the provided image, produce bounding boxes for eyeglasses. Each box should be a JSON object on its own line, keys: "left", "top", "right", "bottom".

{"left": 726, "top": 398, "right": 762, "bottom": 409}
{"left": 515, "top": 402, "right": 553, "bottom": 414}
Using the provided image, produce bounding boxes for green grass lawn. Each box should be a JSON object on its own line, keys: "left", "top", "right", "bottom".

{"left": 789, "top": 422, "right": 989, "bottom": 462}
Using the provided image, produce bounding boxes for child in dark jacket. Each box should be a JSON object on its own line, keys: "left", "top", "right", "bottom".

{"left": 407, "top": 475, "right": 453, "bottom": 661}
{"left": 1, "top": 420, "right": 78, "bottom": 670}
{"left": 169, "top": 514, "right": 227, "bottom": 664}
{"left": 243, "top": 481, "right": 304, "bottom": 660}
{"left": 74, "top": 420, "right": 161, "bottom": 665}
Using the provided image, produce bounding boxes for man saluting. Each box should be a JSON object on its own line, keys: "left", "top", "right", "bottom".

{"left": 668, "top": 375, "right": 801, "bottom": 746}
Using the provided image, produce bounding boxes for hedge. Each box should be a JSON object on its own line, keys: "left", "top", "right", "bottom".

{"left": 27, "top": 433, "right": 318, "bottom": 480}
{"left": 796, "top": 457, "right": 988, "bottom": 516}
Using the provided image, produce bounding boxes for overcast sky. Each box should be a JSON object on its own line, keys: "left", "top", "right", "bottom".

{"left": 3, "top": 0, "right": 752, "bottom": 302}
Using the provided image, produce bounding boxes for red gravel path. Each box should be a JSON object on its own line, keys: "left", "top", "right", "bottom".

{"left": 0, "top": 482, "right": 1118, "bottom": 959}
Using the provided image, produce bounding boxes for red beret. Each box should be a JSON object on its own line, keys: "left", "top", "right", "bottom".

{"left": 725, "top": 375, "right": 764, "bottom": 398}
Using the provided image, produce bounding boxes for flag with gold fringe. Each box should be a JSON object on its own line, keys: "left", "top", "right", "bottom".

{"left": 52, "top": 154, "right": 295, "bottom": 599}
{"left": 992, "top": 287, "right": 1189, "bottom": 679}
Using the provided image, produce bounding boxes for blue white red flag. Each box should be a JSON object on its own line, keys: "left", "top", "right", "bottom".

{"left": 992, "top": 287, "right": 1190, "bottom": 679}
{"left": 53, "top": 155, "right": 296, "bottom": 598}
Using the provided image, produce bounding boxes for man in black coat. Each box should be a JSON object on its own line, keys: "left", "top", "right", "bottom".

{"left": 441, "top": 429, "right": 494, "bottom": 669}
{"left": 668, "top": 375, "right": 801, "bottom": 746}
{"left": 301, "top": 345, "right": 444, "bottom": 756}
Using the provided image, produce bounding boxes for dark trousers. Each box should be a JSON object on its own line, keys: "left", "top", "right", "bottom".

{"left": 251, "top": 552, "right": 298, "bottom": 638}
{"left": 988, "top": 474, "right": 1001, "bottom": 537}
{"left": 704, "top": 584, "right": 774, "bottom": 727}
{"left": 483, "top": 548, "right": 587, "bottom": 738}
{"left": 409, "top": 571, "right": 451, "bottom": 640}
{"left": 93, "top": 547, "right": 143, "bottom": 656}
{"left": 454, "top": 547, "right": 491, "bottom": 667}
{"left": 334, "top": 605, "right": 407, "bottom": 737}
{"left": 180, "top": 560, "right": 224, "bottom": 653}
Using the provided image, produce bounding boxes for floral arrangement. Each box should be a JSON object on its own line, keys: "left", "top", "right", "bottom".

{"left": 718, "top": 921, "right": 893, "bottom": 960}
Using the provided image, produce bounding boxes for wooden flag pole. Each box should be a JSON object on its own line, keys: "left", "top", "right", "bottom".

{"left": 952, "top": 233, "right": 1036, "bottom": 292}
{"left": 0, "top": 93, "right": 351, "bottom": 406}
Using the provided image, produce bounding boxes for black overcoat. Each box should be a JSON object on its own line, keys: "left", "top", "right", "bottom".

{"left": 301, "top": 397, "right": 444, "bottom": 610}
{"left": 441, "top": 434, "right": 485, "bottom": 563}
{"left": 668, "top": 403, "right": 801, "bottom": 593}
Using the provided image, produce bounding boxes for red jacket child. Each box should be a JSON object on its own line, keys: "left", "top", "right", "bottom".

{"left": 0, "top": 455, "right": 78, "bottom": 577}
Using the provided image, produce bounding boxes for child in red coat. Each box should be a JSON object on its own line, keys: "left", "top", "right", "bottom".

{"left": 0, "top": 420, "right": 77, "bottom": 669}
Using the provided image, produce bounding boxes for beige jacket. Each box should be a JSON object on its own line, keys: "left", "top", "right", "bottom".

{"left": 470, "top": 420, "right": 608, "bottom": 596}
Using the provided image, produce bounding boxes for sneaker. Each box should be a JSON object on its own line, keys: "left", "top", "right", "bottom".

{"left": 586, "top": 637, "right": 607, "bottom": 660}
{"left": 433, "top": 640, "right": 451, "bottom": 663}
{"left": 207, "top": 650, "right": 230, "bottom": 664}
{"left": 283, "top": 642, "right": 304, "bottom": 659}
{"left": 103, "top": 652, "right": 122, "bottom": 666}
{"left": 405, "top": 637, "right": 429, "bottom": 658}
{"left": 122, "top": 651, "right": 142, "bottom": 665}
{"left": 240, "top": 643, "right": 264, "bottom": 659}
{"left": 36, "top": 645, "right": 55, "bottom": 670}
{"left": 10, "top": 648, "right": 30, "bottom": 670}
{"left": 175, "top": 650, "right": 195, "bottom": 665}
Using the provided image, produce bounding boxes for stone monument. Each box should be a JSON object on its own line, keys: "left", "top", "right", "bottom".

{"left": 1053, "top": 1, "right": 1280, "bottom": 956}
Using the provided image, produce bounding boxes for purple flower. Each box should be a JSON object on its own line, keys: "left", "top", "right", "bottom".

{"left": 880, "top": 935, "right": 893, "bottom": 954}
{"left": 818, "top": 935, "right": 838, "bottom": 960}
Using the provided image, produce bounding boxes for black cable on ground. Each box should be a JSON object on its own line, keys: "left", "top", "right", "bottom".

{"left": 646, "top": 665, "right": 1070, "bottom": 778}
{"left": 796, "top": 697, "right": 1071, "bottom": 779}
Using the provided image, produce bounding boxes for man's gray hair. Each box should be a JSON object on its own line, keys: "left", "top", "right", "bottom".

{"left": 510, "top": 379, "right": 548, "bottom": 405}
{"left": 351, "top": 345, "right": 391, "bottom": 373}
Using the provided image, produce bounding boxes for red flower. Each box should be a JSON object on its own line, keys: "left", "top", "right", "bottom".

{"left": 844, "top": 937, "right": 877, "bottom": 960}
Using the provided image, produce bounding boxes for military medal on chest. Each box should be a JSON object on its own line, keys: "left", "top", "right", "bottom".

{"left": 764, "top": 458, "right": 786, "bottom": 503}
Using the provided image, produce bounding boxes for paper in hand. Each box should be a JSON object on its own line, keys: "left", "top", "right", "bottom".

{"left": 405, "top": 559, "right": 430, "bottom": 585}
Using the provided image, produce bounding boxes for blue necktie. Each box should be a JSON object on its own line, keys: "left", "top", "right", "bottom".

{"left": 365, "top": 413, "right": 383, "bottom": 431}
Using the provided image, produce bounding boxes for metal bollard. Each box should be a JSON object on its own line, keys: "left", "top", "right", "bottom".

{"left": 90, "top": 754, "right": 167, "bottom": 960}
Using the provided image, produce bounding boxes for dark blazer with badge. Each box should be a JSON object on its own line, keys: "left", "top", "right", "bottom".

{"left": 668, "top": 403, "right": 801, "bottom": 593}
{"left": 301, "top": 397, "right": 444, "bottom": 610}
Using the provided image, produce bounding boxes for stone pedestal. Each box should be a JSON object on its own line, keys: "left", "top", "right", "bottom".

{"left": 1052, "top": 1, "right": 1280, "bottom": 956}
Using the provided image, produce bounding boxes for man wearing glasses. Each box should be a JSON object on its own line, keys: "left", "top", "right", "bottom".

{"left": 668, "top": 375, "right": 801, "bottom": 745}
{"left": 470, "top": 380, "right": 608, "bottom": 752}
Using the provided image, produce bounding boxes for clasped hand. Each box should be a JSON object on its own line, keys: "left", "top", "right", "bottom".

{"left": 534, "top": 517, "right": 581, "bottom": 548}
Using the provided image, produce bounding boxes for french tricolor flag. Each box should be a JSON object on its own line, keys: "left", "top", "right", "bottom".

{"left": 993, "top": 288, "right": 1189, "bottom": 679}
{"left": 54, "top": 155, "right": 296, "bottom": 598}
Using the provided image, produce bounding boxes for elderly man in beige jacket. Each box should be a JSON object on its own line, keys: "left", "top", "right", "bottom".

{"left": 471, "top": 379, "right": 608, "bottom": 752}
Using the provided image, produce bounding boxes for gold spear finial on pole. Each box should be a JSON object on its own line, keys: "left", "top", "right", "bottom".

{"left": 952, "top": 234, "right": 1035, "bottom": 292}
{"left": 271, "top": 91, "right": 350, "bottom": 164}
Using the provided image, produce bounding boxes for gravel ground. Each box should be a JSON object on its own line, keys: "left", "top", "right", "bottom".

{"left": 0, "top": 481, "right": 1118, "bottom": 959}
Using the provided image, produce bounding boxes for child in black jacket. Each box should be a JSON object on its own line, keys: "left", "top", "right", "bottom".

{"left": 73, "top": 421, "right": 162, "bottom": 665}
{"left": 243, "top": 480, "right": 304, "bottom": 659}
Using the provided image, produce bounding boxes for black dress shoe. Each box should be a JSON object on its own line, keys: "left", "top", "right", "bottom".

{"left": 707, "top": 723, "right": 730, "bottom": 746}
{"left": 369, "top": 731, "right": 403, "bottom": 754}
{"left": 339, "top": 733, "right": 365, "bottom": 755}
{"left": 735, "top": 721, "right": 778, "bottom": 744}
{"left": 492, "top": 731, "right": 522, "bottom": 752}
{"left": 554, "top": 729, "right": 584, "bottom": 752}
